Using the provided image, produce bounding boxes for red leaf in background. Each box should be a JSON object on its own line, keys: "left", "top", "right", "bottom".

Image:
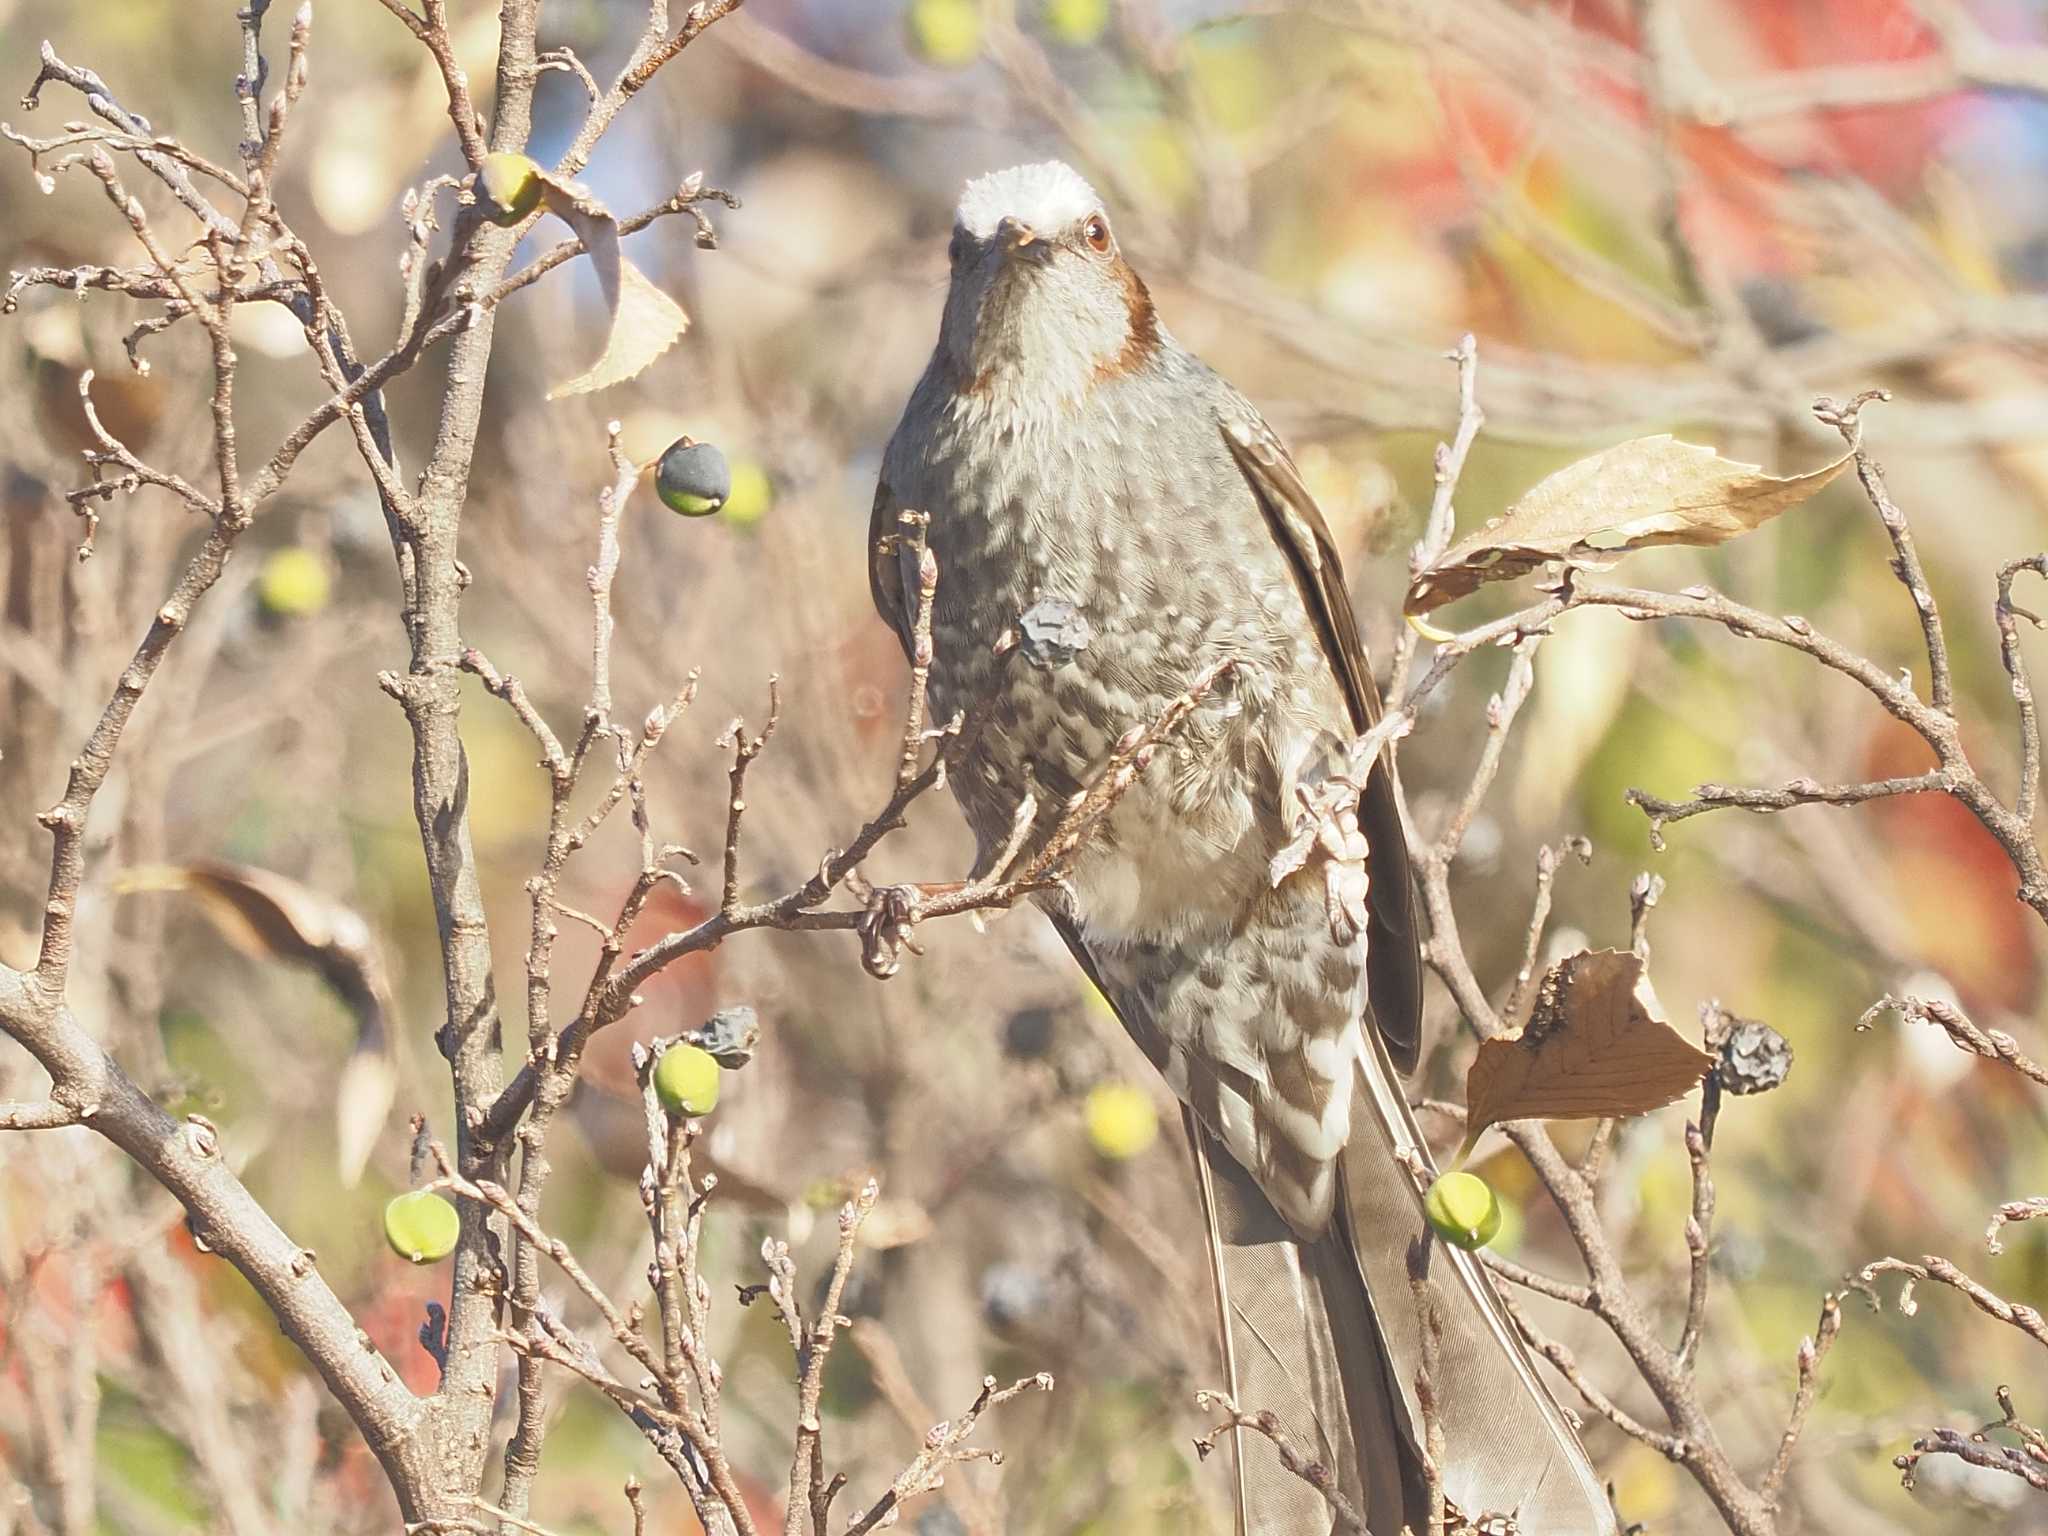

{"left": 1863, "top": 719, "right": 2039, "bottom": 1014}
{"left": 1669, "top": 123, "right": 1801, "bottom": 277}
{"left": 1442, "top": 16, "right": 1803, "bottom": 297}
{"left": 0, "top": 1243, "right": 141, "bottom": 1368}
{"left": 1730, "top": 0, "right": 1955, "bottom": 189}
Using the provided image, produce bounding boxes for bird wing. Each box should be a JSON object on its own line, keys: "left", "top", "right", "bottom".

{"left": 1217, "top": 395, "right": 1421, "bottom": 1073}
{"left": 867, "top": 477, "right": 910, "bottom": 649}
{"left": 1216, "top": 395, "right": 1614, "bottom": 1533}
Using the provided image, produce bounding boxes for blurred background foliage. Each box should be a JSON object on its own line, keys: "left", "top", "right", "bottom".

{"left": 4, "top": 0, "right": 2048, "bottom": 1532}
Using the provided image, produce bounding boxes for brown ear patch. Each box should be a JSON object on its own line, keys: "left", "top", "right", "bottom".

{"left": 1095, "top": 259, "right": 1161, "bottom": 381}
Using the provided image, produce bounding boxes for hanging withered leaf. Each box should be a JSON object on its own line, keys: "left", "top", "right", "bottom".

{"left": 113, "top": 860, "right": 396, "bottom": 1187}
{"left": 474, "top": 153, "right": 690, "bottom": 399}
{"left": 1460, "top": 949, "right": 1712, "bottom": 1159}
{"left": 1406, "top": 436, "right": 1851, "bottom": 615}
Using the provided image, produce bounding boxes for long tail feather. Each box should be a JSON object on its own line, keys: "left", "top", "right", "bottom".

{"left": 1054, "top": 912, "right": 1611, "bottom": 1532}
{"left": 1184, "top": 1108, "right": 1253, "bottom": 1536}
{"left": 1341, "top": 1028, "right": 1613, "bottom": 1531}
{"left": 1189, "top": 1112, "right": 1416, "bottom": 1535}
{"left": 1189, "top": 1041, "right": 1616, "bottom": 1535}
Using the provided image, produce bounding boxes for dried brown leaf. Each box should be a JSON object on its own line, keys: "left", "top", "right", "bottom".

{"left": 1407, "top": 436, "right": 1850, "bottom": 614}
{"left": 1462, "top": 949, "right": 1712, "bottom": 1154}
{"left": 534, "top": 167, "right": 689, "bottom": 399}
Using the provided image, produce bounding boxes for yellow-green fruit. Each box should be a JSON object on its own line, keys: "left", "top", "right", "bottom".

{"left": 259, "top": 547, "right": 331, "bottom": 617}
{"left": 1424, "top": 1171, "right": 1502, "bottom": 1250}
{"left": 1084, "top": 1081, "right": 1158, "bottom": 1161}
{"left": 654, "top": 1042, "right": 721, "bottom": 1117}
{"left": 1044, "top": 0, "right": 1109, "bottom": 46}
{"left": 720, "top": 458, "right": 772, "bottom": 529}
{"left": 477, "top": 152, "right": 544, "bottom": 225}
{"left": 383, "top": 1190, "right": 461, "bottom": 1264}
{"left": 908, "top": 0, "right": 982, "bottom": 66}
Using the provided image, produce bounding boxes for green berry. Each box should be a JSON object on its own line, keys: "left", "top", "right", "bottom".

{"left": 1084, "top": 1081, "right": 1158, "bottom": 1161}
{"left": 383, "top": 1190, "right": 461, "bottom": 1264}
{"left": 259, "top": 547, "right": 331, "bottom": 617}
{"left": 1424, "top": 1171, "right": 1502, "bottom": 1250}
{"left": 908, "top": 0, "right": 982, "bottom": 66}
{"left": 656, "top": 439, "right": 732, "bottom": 517}
{"left": 654, "top": 1042, "right": 721, "bottom": 1117}
{"left": 1044, "top": 0, "right": 1109, "bottom": 46}
{"left": 477, "top": 152, "right": 544, "bottom": 225}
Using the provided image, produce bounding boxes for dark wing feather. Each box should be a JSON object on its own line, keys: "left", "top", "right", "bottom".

{"left": 1219, "top": 404, "right": 1423, "bottom": 1074}
{"left": 868, "top": 478, "right": 909, "bottom": 650}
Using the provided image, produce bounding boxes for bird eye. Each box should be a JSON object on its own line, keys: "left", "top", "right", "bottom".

{"left": 948, "top": 229, "right": 966, "bottom": 267}
{"left": 1083, "top": 214, "right": 1111, "bottom": 253}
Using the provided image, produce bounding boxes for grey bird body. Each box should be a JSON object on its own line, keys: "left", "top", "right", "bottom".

{"left": 871, "top": 162, "right": 1615, "bottom": 1534}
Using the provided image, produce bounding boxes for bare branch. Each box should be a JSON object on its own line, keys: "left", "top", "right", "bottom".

{"left": 0, "top": 973, "right": 425, "bottom": 1485}
{"left": 1858, "top": 994, "right": 2048, "bottom": 1091}
{"left": 1859, "top": 1254, "right": 2048, "bottom": 1351}
{"left": 1627, "top": 771, "right": 1952, "bottom": 828}
{"left": 772, "top": 1179, "right": 878, "bottom": 1536}
{"left": 1997, "top": 555, "right": 2048, "bottom": 828}
{"left": 0, "top": 1100, "right": 86, "bottom": 1131}
{"left": 1490, "top": 1285, "right": 1684, "bottom": 1459}
{"left": 372, "top": 0, "right": 486, "bottom": 165}
{"left": 1814, "top": 391, "right": 1953, "bottom": 714}
{"left": 1986, "top": 1198, "right": 2048, "bottom": 1257}
{"left": 1191, "top": 1392, "right": 1366, "bottom": 1536}
{"left": 1894, "top": 1383, "right": 2048, "bottom": 1497}
{"left": 1761, "top": 1293, "right": 1845, "bottom": 1509}
{"left": 1676, "top": 1120, "right": 1715, "bottom": 1369}
{"left": 841, "top": 1372, "right": 1054, "bottom": 1536}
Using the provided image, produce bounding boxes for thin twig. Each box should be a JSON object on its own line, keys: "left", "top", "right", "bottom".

{"left": 1761, "top": 1293, "right": 1844, "bottom": 1509}
{"left": 1192, "top": 1393, "right": 1366, "bottom": 1536}
{"left": 841, "top": 1373, "right": 1055, "bottom": 1536}
{"left": 1858, "top": 994, "right": 2048, "bottom": 1091}
{"left": 1859, "top": 1254, "right": 2048, "bottom": 1350}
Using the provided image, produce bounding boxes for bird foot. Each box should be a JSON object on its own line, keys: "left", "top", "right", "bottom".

{"left": 1268, "top": 775, "right": 1371, "bottom": 945}
{"left": 856, "top": 880, "right": 963, "bottom": 979}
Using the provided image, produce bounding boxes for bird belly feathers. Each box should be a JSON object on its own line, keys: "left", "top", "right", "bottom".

{"left": 883, "top": 365, "right": 1368, "bottom": 1231}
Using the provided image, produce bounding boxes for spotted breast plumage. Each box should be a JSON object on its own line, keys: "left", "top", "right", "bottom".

{"left": 869, "top": 161, "right": 1615, "bottom": 1535}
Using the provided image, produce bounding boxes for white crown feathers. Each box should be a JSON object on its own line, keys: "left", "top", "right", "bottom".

{"left": 955, "top": 160, "right": 1101, "bottom": 240}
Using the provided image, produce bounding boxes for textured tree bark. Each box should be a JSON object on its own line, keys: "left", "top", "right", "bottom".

{"left": 372, "top": 0, "right": 544, "bottom": 1509}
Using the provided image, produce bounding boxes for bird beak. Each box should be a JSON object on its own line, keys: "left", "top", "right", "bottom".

{"left": 996, "top": 215, "right": 1036, "bottom": 248}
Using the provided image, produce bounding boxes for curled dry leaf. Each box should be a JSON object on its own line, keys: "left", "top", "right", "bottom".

{"left": 478, "top": 156, "right": 689, "bottom": 399}
{"left": 1406, "top": 436, "right": 1851, "bottom": 615}
{"left": 113, "top": 861, "right": 396, "bottom": 1185}
{"left": 1461, "top": 949, "right": 1713, "bottom": 1159}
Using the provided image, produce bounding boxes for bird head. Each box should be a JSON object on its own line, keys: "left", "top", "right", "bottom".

{"left": 937, "top": 161, "right": 1158, "bottom": 405}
